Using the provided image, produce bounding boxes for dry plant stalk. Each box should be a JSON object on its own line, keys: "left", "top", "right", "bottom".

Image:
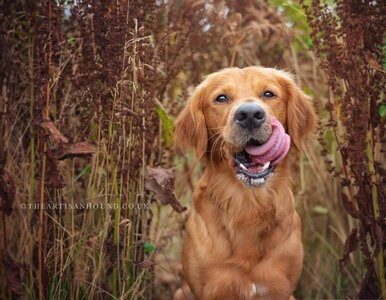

{"left": 302, "top": 0, "right": 386, "bottom": 298}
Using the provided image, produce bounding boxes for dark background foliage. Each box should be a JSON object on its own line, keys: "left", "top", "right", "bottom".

{"left": 0, "top": 0, "right": 385, "bottom": 299}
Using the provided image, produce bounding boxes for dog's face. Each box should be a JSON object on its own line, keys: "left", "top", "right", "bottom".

{"left": 175, "top": 67, "right": 316, "bottom": 187}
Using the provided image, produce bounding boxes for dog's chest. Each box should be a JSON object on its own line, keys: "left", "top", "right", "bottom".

{"left": 219, "top": 207, "right": 275, "bottom": 255}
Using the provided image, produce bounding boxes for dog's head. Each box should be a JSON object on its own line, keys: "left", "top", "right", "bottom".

{"left": 174, "top": 67, "right": 317, "bottom": 187}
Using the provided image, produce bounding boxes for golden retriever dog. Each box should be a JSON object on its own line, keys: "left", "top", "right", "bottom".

{"left": 173, "top": 66, "right": 317, "bottom": 300}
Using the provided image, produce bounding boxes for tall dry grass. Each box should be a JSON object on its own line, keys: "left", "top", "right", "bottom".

{"left": 0, "top": 0, "right": 383, "bottom": 299}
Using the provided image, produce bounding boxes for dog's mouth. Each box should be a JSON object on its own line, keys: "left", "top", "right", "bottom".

{"left": 233, "top": 145, "right": 275, "bottom": 187}
{"left": 232, "top": 117, "right": 291, "bottom": 187}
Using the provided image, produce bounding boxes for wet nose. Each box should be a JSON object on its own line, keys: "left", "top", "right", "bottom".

{"left": 234, "top": 103, "right": 266, "bottom": 130}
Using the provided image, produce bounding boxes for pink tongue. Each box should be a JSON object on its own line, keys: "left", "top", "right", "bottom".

{"left": 245, "top": 117, "right": 290, "bottom": 166}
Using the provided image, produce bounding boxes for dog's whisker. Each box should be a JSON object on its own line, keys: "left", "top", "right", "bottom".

{"left": 207, "top": 126, "right": 225, "bottom": 131}
{"left": 207, "top": 128, "right": 225, "bottom": 167}
{"left": 208, "top": 131, "right": 222, "bottom": 142}
{"left": 219, "top": 140, "right": 226, "bottom": 162}
{"left": 210, "top": 131, "right": 224, "bottom": 165}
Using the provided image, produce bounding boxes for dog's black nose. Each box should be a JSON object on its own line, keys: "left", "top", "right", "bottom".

{"left": 234, "top": 103, "right": 266, "bottom": 130}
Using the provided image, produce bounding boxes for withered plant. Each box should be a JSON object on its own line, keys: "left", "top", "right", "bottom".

{"left": 0, "top": 0, "right": 297, "bottom": 299}
{"left": 302, "top": 0, "right": 386, "bottom": 298}
{"left": 1, "top": 0, "right": 381, "bottom": 299}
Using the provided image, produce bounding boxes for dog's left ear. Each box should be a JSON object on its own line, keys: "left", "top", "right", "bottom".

{"left": 284, "top": 78, "right": 317, "bottom": 151}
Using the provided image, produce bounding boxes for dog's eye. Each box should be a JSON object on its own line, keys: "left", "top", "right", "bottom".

{"left": 263, "top": 91, "right": 275, "bottom": 98}
{"left": 215, "top": 94, "right": 229, "bottom": 103}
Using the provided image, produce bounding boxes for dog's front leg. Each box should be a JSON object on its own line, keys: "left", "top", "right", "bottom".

{"left": 199, "top": 265, "right": 257, "bottom": 300}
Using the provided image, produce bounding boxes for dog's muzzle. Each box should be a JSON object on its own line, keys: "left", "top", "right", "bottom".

{"left": 232, "top": 114, "right": 291, "bottom": 188}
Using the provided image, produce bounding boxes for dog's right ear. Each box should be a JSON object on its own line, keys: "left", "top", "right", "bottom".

{"left": 174, "top": 87, "right": 208, "bottom": 159}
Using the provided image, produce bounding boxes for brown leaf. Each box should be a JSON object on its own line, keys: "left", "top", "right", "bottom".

{"left": 56, "top": 142, "right": 96, "bottom": 160}
{"left": 339, "top": 228, "right": 358, "bottom": 267}
{"left": 39, "top": 122, "right": 95, "bottom": 186}
{"left": 40, "top": 121, "right": 95, "bottom": 158}
{"left": 145, "top": 166, "right": 186, "bottom": 213}
{"left": 0, "top": 168, "right": 16, "bottom": 216}
{"left": 364, "top": 51, "right": 386, "bottom": 74}
{"left": 40, "top": 121, "right": 69, "bottom": 144}
{"left": 341, "top": 193, "right": 359, "bottom": 218}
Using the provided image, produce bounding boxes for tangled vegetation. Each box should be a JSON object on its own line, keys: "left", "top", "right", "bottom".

{"left": 0, "top": 0, "right": 384, "bottom": 299}
{"left": 302, "top": 1, "right": 386, "bottom": 298}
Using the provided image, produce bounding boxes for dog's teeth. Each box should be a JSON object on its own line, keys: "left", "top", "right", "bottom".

{"left": 261, "top": 162, "right": 270, "bottom": 171}
{"left": 236, "top": 173, "right": 245, "bottom": 181}
{"left": 240, "top": 163, "right": 248, "bottom": 171}
{"left": 251, "top": 178, "right": 265, "bottom": 185}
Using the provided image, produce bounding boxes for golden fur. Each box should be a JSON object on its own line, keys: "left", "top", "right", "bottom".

{"left": 174, "top": 67, "right": 317, "bottom": 300}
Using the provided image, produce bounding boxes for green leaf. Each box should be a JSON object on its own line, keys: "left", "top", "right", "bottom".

{"left": 378, "top": 104, "right": 386, "bottom": 118}
{"left": 155, "top": 105, "right": 174, "bottom": 145}
{"left": 67, "top": 35, "right": 76, "bottom": 46}
{"left": 75, "top": 164, "right": 92, "bottom": 181}
{"left": 143, "top": 242, "right": 155, "bottom": 254}
{"left": 305, "top": 36, "right": 313, "bottom": 49}
{"left": 48, "top": 274, "right": 57, "bottom": 300}
{"left": 312, "top": 205, "right": 329, "bottom": 215}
